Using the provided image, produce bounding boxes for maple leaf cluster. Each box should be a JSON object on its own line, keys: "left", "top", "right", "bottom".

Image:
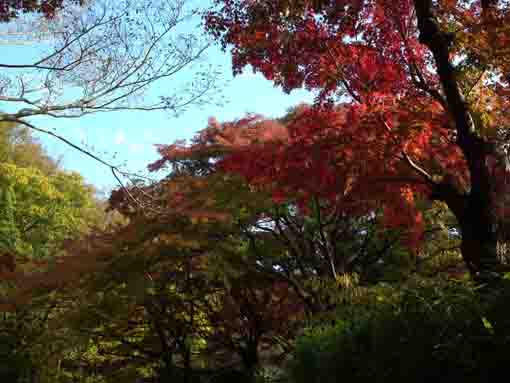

{"left": 150, "top": 97, "right": 468, "bottom": 250}
{"left": 0, "top": 0, "right": 84, "bottom": 22}
{"left": 201, "top": 0, "right": 510, "bottom": 270}
{"left": 205, "top": 0, "right": 433, "bottom": 101}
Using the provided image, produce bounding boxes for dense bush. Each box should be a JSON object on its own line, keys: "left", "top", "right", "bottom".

{"left": 290, "top": 278, "right": 510, "bottom": 383}
{"left": 0, "top": 329, "right": 36, "bottom": 383}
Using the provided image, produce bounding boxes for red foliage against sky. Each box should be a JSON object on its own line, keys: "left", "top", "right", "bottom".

{"left": 150, "top": 96, "right": 468, "bottom": 249}
{"left": 149, "top": 0, "right": 510, "bottom": 274}
{"left": 0, "top": 0, "right": 83, "bottom": 22}
{"left": 204, "top": 0, "right": 510, "bottom": 99}
{"left": 197, "top": 0, "right": 510, "bottom": 259}
{"left": 205, "top": 0, "right": 432, "bottom": 100}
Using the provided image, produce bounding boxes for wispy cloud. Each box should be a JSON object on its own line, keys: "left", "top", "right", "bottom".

{"left": 114, "top": 130, "right": 126, "bottom": 145}
{"left": 73, "top": 127, "right": 86, "bottom": 142}
{"left": 143, "top": 130, "right": 157, "bottom": 142}
{"left": 128, "top": 143, "right": 144, "bottom": 153}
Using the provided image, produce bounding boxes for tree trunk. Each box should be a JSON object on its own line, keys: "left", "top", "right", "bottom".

{"left": 413, "top": 0, "right": 510, "bottom": 286}
{"left": 241, "top": 341, "right": 259, "bottom": 383}
{"left": 159, "top": 351, "right": 174, "bottom": 383}
{"left": 434, "top": 174, "right": 509, "bottom": 285}
{"left": 183, "top": 344, "right": 192, "bottom": 383}
{"left": 458, "top": 192, "right": 508, "bottom": 285}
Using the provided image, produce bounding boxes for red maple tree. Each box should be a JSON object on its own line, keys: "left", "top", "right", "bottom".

{"left": 192, "top": 0, "right": 510, "bottom": 282}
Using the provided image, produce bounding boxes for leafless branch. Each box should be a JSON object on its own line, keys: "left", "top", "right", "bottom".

{"left": 0, "top": 0, "right": 221, "bottom": 197}
{"left": 3, "top": 117, "right": 162, "bottom": 212}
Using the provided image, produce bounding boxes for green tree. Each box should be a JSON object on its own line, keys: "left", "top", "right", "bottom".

{"left": 0, "top": 120, "right": 58, "bottom": 175}
{"left": 0, "top": 162, "right": 100, "bottom": 259}
{"left": 0, "top": 121, "right": 103, "bottom": 260}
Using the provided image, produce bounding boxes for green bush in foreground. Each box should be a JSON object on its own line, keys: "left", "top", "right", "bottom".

{"left": 290, "top": 278, "right": 510, "bottom": 383}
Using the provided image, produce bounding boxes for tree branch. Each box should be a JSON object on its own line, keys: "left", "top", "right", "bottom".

{"left": 413, "top": 0, "right": 491, "bottom": 199}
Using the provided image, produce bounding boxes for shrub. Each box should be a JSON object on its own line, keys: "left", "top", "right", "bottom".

{"left": 290, "top": 278, "right": 510, "bottom": 383}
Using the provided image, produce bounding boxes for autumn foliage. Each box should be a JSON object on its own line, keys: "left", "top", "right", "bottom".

{"left": 150, "top": 100, "right": 461, "bottom": 250}
{"left": 0, "top": 0, "right": 84, "bottom": 22}
{"left": 4, "top": 1, "right": 510, "bottom": 382}
{"left": 198, "top": 0, "right": 510, "bottom": 278}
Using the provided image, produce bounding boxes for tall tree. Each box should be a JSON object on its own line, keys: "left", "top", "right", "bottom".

{"left": 0, "top": 121, "right": 102, "bottom": 260}
{"left": 203, "top": 0, "right": 510, "bottom": 282}
{"left": 0, "top": 120, "right": 58, "bottom": 173}
{"left": 148, "top": 111, "right": 427, "bottom": 293}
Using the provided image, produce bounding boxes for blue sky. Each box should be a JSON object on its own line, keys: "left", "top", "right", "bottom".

{"left": 0, "top": 7, "right": 316, "bottom": 196}
{"left": 38, "top": 48, "right": 315, "bottom": 194}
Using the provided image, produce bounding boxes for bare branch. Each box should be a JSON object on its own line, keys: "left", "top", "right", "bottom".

{"left": 0, "top": 0, "right": 219, "bottom": 119}
{"left": 0, "top": 9, "right": 115, "bottom": 71}
{"left": 1, "top": 117, "right": 161, "bottom": 213}
{"left": 0, "top": 0, "right": 221, "bottom": 191}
